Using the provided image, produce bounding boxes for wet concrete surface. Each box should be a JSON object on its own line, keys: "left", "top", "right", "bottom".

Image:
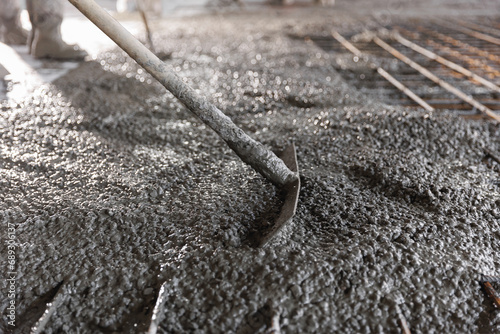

{"left": 1, "top": 2, "right": 500, "bottom": 333}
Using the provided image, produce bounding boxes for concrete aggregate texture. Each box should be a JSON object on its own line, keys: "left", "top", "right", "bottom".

{"left": 1, "top": 2, "right": 499, "bottom": 333}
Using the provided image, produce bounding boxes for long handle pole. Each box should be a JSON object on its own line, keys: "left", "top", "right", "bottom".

{"left": 68, "top": 0, "right": 297, "bottom": 187}
{"left": 135, "top": 0, "right": 155, "bottom": 53}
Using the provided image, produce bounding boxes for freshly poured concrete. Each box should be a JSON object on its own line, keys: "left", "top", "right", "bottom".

{"left": 1, "top": 3, "right": 499, "bottom": 333}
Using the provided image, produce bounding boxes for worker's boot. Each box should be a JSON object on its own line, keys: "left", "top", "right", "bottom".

{"left": 29, "top": 22, "right": 87, "bottom": 60}
{"left": 27, "top": 0, "right": 87, "bottom": 60}
{"left": 0, "top": 0, "right": 28, "bottom": 45}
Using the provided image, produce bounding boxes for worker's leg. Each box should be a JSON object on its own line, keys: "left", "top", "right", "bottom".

{"left": 27, "top": 0, "right": 87, "bottom": 60}
{"left": 0, "top": 0, "right": 28, "bottom": 45}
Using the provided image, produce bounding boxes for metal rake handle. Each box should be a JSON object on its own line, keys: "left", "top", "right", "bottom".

{"left": 67, "top": 0, "right": 298, "bottom": 187}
